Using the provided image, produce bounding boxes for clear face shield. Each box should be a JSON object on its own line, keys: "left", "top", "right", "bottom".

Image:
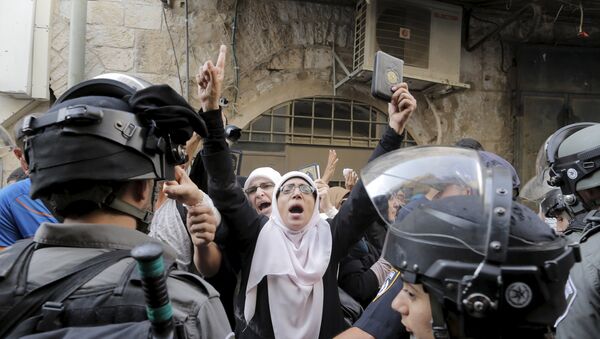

{"left": 361, "top": 146, "right": 490, "bottom": 264}
{"left": 519, "top": 141, "right": 554, "bottom": 205}
{"left": 363, "top": 146, "right": 577, "bottom": 339}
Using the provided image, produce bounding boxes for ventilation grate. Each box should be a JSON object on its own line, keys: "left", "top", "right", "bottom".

{"left": 376, "top": 1, "right": 430, "bottom": 69}
{"left": 352, "top": 1, "right": 368, "bottom": 72}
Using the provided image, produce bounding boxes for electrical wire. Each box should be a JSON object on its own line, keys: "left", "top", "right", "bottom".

{"left": 553, "top": 4, "right": 564, "bottom": 23}
{"left": 185, "top": 0, "right": 190, "bottom": 100}
{"left": 232, "top": 0, "right": 241, "bottom": 109}
{"left": 470, "top": 14, "right": 511, "bottom": 73}
{"left": 162, "top": 6, "right": 184, "bottom": 94}
{"left": 579, "top": 1, "right": 584, "bottom": 33}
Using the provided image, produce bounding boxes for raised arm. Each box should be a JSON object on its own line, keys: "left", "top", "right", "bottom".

{"left": 194, "top": 45, "right": 265, "bottom": 254}
{"left": 331, "top": 83, "right": 417, "bottom": 260}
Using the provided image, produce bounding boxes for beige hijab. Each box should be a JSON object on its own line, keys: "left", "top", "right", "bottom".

{"left": 328, "top": 186, "right": 351, "bottom": 210}
{"left": 244, "top": 171, "right": 332, "bottom": 339}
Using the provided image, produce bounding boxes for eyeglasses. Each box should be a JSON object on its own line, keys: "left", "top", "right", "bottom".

{"left": 279, "top": 183, "right": 315, "bottom": 195}
{"left": 244, "top": 182, "right": 275, "bottom": 195}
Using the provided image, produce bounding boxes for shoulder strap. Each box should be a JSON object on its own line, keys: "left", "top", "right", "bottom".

{"left": 0, "top": 249, "right": 131, "bottom": 338}
{"left": 0, "top": 239, "right": 36, "bottom": 280}
{"left": 0, "top": 239, "right": 36, "bottom": 298}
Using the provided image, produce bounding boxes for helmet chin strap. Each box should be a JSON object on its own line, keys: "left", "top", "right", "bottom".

{"left": 105, "top": 181, "right": 157, "bottom": 233}
{"left": 106, "top": 198, "right": 153, "bottom": 233}
{"left": 429, "top": 294, "right": 450, "bottom": 339}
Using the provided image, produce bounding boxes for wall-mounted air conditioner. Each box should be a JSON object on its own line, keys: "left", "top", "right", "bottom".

{"left": 0, "top": 0, "right": 51, "bottom": 100}
{"left": 338, "top": 0, "right": 469, "bottom": 93}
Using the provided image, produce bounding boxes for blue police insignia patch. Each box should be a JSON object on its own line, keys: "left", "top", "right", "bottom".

{"left": 554, "top": 275, "right": 577, "bottom": 327}
{"left": 373, "top": 269, "right": 400, "bottom": 302}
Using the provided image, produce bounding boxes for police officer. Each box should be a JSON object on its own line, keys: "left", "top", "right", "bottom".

{"left": 545, "top": 123, "right": 600, "bottom": 338}
{"left": 520, "top": 126, "right": 589, "bottom": 238}
{"left": 359, "top": 146, "right": 578, "bottom": 338}
{"left": 0, "top": 74, "right": 232, "bottom": 338}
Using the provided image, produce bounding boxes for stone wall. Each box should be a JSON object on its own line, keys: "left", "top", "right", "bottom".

{"left": 48, "top": 0, "right": 514, "bottom": 161}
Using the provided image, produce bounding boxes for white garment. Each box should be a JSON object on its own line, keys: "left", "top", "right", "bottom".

{"left": 149, "top": 195, "right": 221, "bottom": 272}
{"left": 243, "top": 167, "right": 282, "bottom": 194}
{"left": 244, "top": 171, "right": 332, "bottom": 339}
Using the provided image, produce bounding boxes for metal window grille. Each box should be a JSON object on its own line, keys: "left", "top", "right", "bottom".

{"left": 238, "top": 97, "right": 417, "bottom": 149}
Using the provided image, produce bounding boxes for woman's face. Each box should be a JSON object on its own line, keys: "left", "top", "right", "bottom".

{"left": 392, "top": 282, "right": 434, "bottom": 339}
{"left": 277, "top": 177, "right": 316, "bottom": 231}
{"left": 387, "top": 191, "right": 405, "bottom": 221}
{"left": 246, "top": 178, "right": 275, "bottom": 216}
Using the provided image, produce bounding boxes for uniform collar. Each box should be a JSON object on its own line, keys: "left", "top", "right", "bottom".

{"left": 33, "top": 223, "right": 177, "bottom": 261}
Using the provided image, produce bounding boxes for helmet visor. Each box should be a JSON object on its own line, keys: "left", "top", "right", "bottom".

{"left": 361, "top": 146, "right": 489, "bottom": 255}
{"left": 520, "top": 168, "right": 554, "bottom": 203}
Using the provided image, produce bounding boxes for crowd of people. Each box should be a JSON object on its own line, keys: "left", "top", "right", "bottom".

{"left": 0, "top": 44, "right": 598, "bottom": 339}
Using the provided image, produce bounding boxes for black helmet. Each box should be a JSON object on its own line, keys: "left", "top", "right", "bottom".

{"left": 22, "top": 74, "right": 207, "bottom": 225}
{"left": 545, "top": 123, "right": 600, "bottom": 213}
{"left": 361, "top": 146, "right": 579, "bottom": 339}
{"left": 540, "top": 189, "right": 567, "bottom": 219}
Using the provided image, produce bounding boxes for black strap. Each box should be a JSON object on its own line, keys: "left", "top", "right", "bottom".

{"left": 0, "top": 240, "right": 36, "bottom": 297}
{"left": 0, "top": 249, "right": 131, "bottom": 337}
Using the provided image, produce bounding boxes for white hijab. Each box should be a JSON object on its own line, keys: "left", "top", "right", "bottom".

{"left": 244, "top": 171, "right": 332, "bottom": 339}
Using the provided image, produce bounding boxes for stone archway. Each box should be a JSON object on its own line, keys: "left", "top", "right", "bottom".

{"left": 229, "top": 75, "right": 434, "bottom": 146}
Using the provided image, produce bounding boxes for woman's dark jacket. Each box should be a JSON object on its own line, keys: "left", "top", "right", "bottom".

{"left": 338, "top": 239, "right": 381, "bottom": 308}
{"left": 200, "top": 109, "right": 403, "bottom": 339}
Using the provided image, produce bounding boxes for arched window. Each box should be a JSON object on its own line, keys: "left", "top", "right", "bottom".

{"left": 237, "top": 97, "right": 416, "bottom": 150}
{"left": 234, "top": 97, "right": 417, "bottom": 184}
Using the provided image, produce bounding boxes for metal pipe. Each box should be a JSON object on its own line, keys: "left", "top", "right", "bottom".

{"left": 184, "top": 0, "right": 189, "bottom": 100}
{"left": 68, "top": 0, "right": 88, "bottom": 88}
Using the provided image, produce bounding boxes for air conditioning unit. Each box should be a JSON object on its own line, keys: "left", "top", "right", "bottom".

{"left": 346, "top": 0, "right": 469, "bottom": 92}
{"left": 0, "top": 0, "right": 51, "bottom": 100}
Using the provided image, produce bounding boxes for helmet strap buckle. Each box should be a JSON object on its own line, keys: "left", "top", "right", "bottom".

{"left": 429, "top": 294, "right": 450, "bottom": 339}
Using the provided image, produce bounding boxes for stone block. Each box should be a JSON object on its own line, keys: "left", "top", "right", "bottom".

{"left": 50, "top": 17, "right": 70, "bottom": 52}
{"left": 88, "top": 26, "right": 135, "bottom": 48}
{"left": 49, "top": 52, "right": 67, "bottom": 77}
{"left": 84, "top": 47, "right": 107, "bottom": 78}
{"left": 50, "top": 72, "right": 68, "bottom": 98}
{"left": 87, "top": 1, "right": 124, "bottom": 26}
{"left": 256, "top": 80, "right": 273, "bottom": 94}
{"left": 135, "top": 30, "right": 178, "bottom": 74}
{"left": 124, "top": 4, "right": 162, "bottom": 30}
{"left": 267, "top": 49, "right": 303, "bottom": 71}
{"left": 123, "top": 0, "right": 159, "bottom": 4}
{"left": 95, "top": 47, "right": 134, "bottom": 71}
{"left": 304, "top": 48, "right": 332, "bottom": 69}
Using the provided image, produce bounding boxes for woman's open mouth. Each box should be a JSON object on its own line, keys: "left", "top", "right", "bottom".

{"left": 288, "top": 204, "right": 304, "bottom": 217}
{"left": 258, "top": 202, "right": 271, "bottom": 211}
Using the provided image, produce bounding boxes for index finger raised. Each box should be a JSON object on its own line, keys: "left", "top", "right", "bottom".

{"left": 216, "top": 45, "right": 227, "bottom": 70}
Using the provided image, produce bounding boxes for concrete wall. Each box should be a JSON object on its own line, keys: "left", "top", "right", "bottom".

{"left": 46, "top": 0, "right": 513, "bottom": 162}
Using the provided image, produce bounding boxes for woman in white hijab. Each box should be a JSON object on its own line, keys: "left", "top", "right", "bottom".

{"left": 245, "top": 171, "right": 332, "bottom": 339}
{"left": 191, "top": 45, "right": 417, "bottom": 339}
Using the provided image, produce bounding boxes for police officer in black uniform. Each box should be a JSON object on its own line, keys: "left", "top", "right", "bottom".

{"left": 0, "top": 74, "right": 232, "bottom": 338}
{"left": 545, "top": 123, "right": 600, "bottom": 338}
{"left": 349, "top": 146, "right": 578, "bottom": 339}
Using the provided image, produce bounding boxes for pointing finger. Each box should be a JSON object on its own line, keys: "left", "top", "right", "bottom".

{"left": 216, "top": 44, "right": 227, "bottom": 70}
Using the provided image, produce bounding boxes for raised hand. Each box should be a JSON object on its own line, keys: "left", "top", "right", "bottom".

{"left": 388, "top": 83, "right": 417, "bottom": 135}
{"left": 321, "top": 149, "right": 339, "bottom": 184}
{"left": 344, "top": 169, "right": 358, "bottom": 191}
{"left": 162, "top": 166, "right": 204, "bottom": 206}
{"left": 186, "top": 205, "right": 217, "bottom": 246}
{"left": 197, "top": 44, "right": 227, "bottom": 112}
{"left": 315, "top": 179, "right": 335, "bottom": 214}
